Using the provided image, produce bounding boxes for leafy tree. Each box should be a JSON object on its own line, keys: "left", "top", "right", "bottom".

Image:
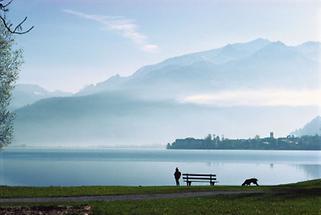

{"left": 0, "top": 24, "right": 22, "bottom": 148}
{"left": 0, "top": 0, "right": 33, "bottom": 148}
{"left": 204, "top": 134, "right": 212, "bottom": 141}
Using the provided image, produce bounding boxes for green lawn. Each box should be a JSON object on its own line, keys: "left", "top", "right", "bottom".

{"left": 91, "top": 179, "right": 321, "bottom": 215}
{"left": 92, "top": 193, "right": 321, "bottom": 215}
{"left": 1, "top": 179, "right": 320, "bottom": 215}
{"left": 1, "top": 179, "right": 320, "bottom": 199}
{"left": 0, "top": 185, "right": 266, "bottom": 198}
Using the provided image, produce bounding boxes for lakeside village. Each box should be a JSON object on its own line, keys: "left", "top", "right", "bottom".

{"left": 167, "top": 132, "right": 321, "bottom": 150}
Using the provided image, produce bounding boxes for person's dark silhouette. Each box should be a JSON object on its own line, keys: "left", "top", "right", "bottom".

{"left": 174, "top": 167, "right": 181, "bottom": 186}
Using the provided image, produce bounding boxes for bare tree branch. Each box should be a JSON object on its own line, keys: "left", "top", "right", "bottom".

{"left": 0, "top": 0, "right": 34, "bottom": 35}
{"left": 2, "top": 0, "right": 13, "bottom": 8}
{"left": 0, "top": 0, "right": 12, "bottom": 12}
{"left": 0, "top": 15, "right": 34, "bottom": 34}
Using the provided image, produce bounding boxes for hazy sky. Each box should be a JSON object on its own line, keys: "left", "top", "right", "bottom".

{"left": 9, "top": 0, "right": 321, "bottom": 92}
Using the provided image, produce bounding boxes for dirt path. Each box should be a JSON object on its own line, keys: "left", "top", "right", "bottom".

{"left": 0, "top": 190, "right": 264, "bottom": 203}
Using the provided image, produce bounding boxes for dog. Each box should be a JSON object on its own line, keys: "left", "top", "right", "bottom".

{"left": 242, "top": 178, "right": 259, "bottom": 186}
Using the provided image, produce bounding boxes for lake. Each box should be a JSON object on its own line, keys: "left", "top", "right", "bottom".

{"left": 0, "top": 148, "right": 320, "bottom": 186}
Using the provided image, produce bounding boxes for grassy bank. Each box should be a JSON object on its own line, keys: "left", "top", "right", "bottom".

{"left": 0, "top": 185, "right": 265, "bottom": 198}
{"left": 92, "top": 180, "right": 321, "bottom": 215}
{"left": 1, "top": 179, "right": 320, "bottom": 215}
{"left": 1, "top": 179, "right": 320, "bottom": 198}
{"left": 92, "top": 192, "right": 321, "bottom": 215}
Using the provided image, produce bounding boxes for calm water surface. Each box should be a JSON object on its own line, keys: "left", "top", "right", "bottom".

{"left": 0, "top": 148, "right": 320, "bottom": 186}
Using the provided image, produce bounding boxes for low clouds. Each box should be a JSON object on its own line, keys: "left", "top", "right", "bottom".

{"left": 63, "top": 9, "right": 159, "bottom": 53}
{"left": 182, "top": 89, "right": 321, "bottom": 107}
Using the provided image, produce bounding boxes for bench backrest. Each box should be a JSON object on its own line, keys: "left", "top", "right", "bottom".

{"left": 182, "top": 173, "right": 216, "bottom": 181}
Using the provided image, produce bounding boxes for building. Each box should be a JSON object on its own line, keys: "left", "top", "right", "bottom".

{"left": 270, "top": 132, "right": 274, "bottom": 139}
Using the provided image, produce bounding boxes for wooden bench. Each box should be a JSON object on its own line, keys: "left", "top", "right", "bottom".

{"left": 183, "top": 173, "right": 218, "bottom": 186}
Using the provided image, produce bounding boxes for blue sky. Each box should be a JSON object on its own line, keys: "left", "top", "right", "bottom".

{"left": 9, "top": 0, "right": 321, "bottom": 92}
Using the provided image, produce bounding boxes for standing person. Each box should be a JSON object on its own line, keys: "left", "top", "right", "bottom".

{"left": 174, "top": 167, "right": 181, "bottom": 186}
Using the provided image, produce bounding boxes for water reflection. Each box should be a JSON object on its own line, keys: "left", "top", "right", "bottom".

{"left": 295, "top": 164, "right": 321, "bottom": 178}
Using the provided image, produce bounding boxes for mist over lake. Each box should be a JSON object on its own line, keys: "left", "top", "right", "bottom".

{"left": 1, "top": 148, "right": 320, "bottom": 186}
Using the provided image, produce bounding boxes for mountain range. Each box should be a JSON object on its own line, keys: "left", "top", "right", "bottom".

{"left": 77, "top": 38, "right": 320, "bottom": 99}
{"left": 12, "top": 38, "right": 321, "bottom": 147}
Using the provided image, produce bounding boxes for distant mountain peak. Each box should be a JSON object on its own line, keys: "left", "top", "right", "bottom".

{"left": 266, "top": 41, "right": 287, "bottom": 48}
{"left": 11, "top": 84, "right": 72, "bottom": 110}
{"left": 245, "top": 38, "right": 270, "bottom": 45}
{"left": 108, "top": 74, "right": 121, "bottom": 80}
{"left": 298, "top": 41, "right": 321, "bottom": 47}
{"left": 252, "top": 37, "right": 270, "bottom": 42}
{"left": 295, "top": 41, "right": 321, "bottom": 61}
{"left": 310, "top": 116, "right": 321, "bottom": 123}
{"left": 291, "top": 116, "right": 321, "bottom": 136}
